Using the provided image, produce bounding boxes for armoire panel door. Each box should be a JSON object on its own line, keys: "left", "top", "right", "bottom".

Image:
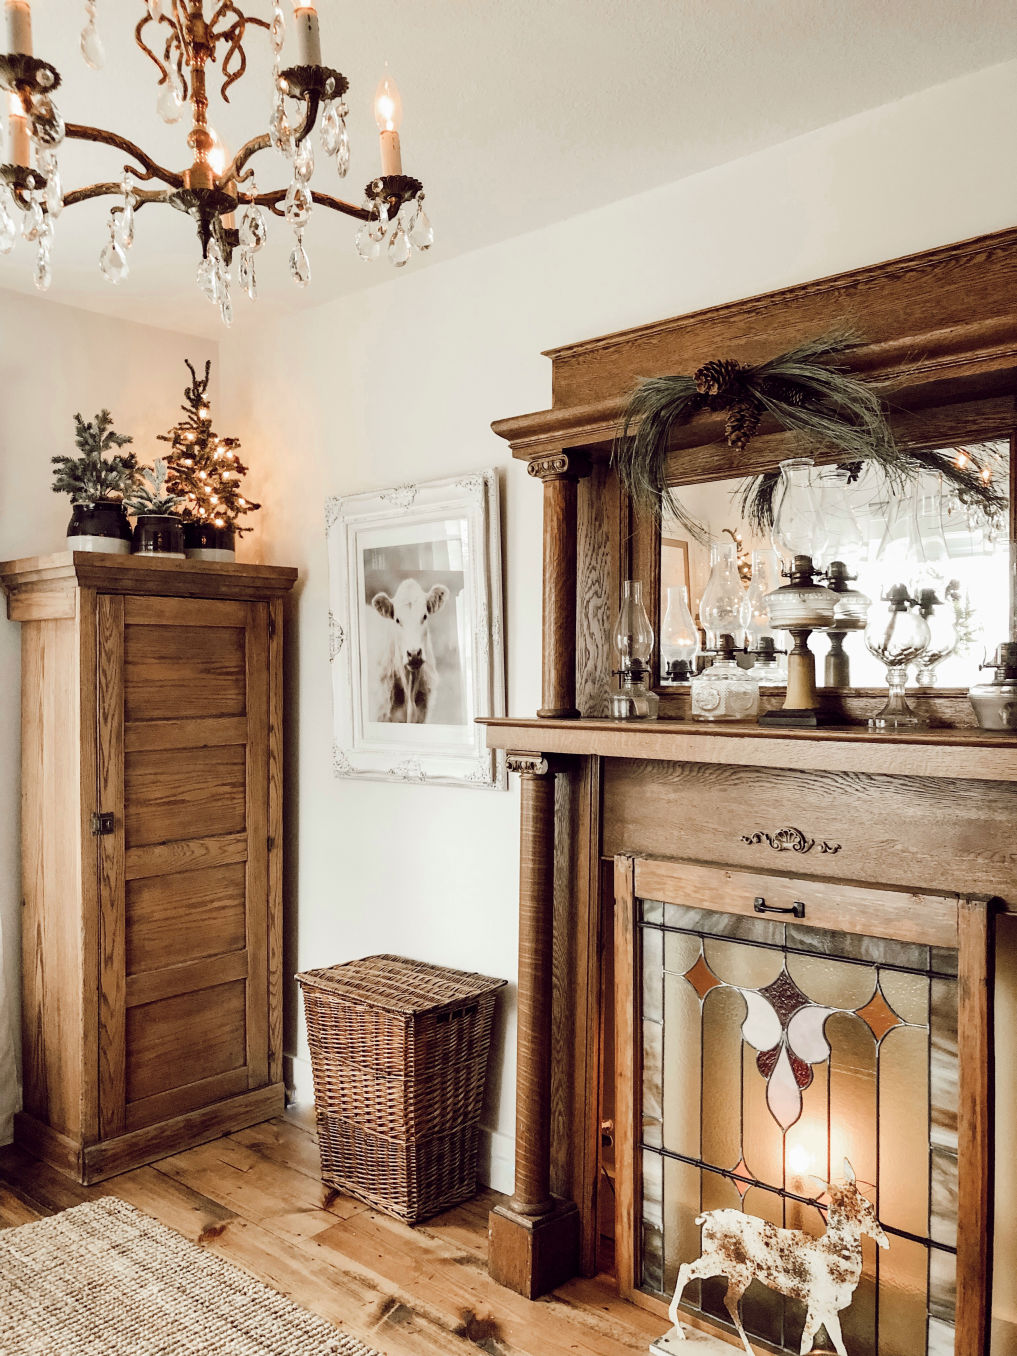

{"left": 96, "top": 593, "right": 271, "bottom": 1138}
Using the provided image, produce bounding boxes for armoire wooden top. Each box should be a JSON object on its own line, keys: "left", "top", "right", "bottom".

{"left": 0, "top": 551, "right": 298, "bottom": 610}
{"left": 480, "top": 715, "right": 1017, "bottom": 782}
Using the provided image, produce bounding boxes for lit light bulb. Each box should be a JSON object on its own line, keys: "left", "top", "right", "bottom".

{"left": 199, "top": 405, "right": 211, "bottom": 419}
{"left": 206, "top": 128, "right": 226, "bottom": 177}
{"left": 374, "top": 74, "right": 402, "bottom": 133}
{"left": 955, "top": 451, "right": 969, "bottom": 469}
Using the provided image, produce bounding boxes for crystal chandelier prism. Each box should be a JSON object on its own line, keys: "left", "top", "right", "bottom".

{"left": 0, "top": 0, "right": 433, "bottom": 324}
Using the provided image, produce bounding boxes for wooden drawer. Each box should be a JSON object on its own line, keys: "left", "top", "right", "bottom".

{"left": 603, "top": 758, "right": 1017, "bottom": 900}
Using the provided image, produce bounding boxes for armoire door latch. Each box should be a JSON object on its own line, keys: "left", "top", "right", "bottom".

{"left": 90, "top": 812, "right": 114, "bottom": 836}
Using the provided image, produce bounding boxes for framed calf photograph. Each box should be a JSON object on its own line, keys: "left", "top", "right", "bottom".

{"left": 326, "top": 470, "right": 507, "bottom": 789}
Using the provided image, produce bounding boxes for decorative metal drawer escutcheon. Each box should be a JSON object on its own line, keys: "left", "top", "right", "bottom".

{"left": 741, "top": 826, "right": 841, "bottom": 855}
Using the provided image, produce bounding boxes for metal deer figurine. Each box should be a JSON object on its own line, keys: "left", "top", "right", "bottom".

{"left": 666, "top": 1160, "right": 888, "bottom": 1356}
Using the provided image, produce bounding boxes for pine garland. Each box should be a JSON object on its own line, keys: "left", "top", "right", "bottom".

{"left": 612, "top": 331, "right": 1004, "bottom": 538}
{"left": 160, "top": 360, "right": 260, "bottom": 534}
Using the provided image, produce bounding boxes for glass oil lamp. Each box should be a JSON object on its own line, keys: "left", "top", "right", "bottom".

{"left": 750, "top": 634, "right": 787, "bottom": 686}
{"left": 610, "top": 580, "right": 659, "bottom": 720}
{"left": 660, "top": 585, "right": 700, "bottom": 683}
{"left": 690, "top": 634, "right": 760, "bottom": 722}
{"left": 700, "top": 541, "right": 748, "bottom": 649}
{"left": 969, "top": 642, "right": 1017, "bottom": 730}
{"left": 864, "top": 585, "right": 931, "bottom": 730}
{"left": 915, "top": 588, "right": 958, "bottom": 689}
{"left": 758, "top": 554, "right": 836, "bottom": 726}
{"left": 824, "top": 560, "right": 871, "bottom": 688}
{"left": 773, "top": 458, "right": 824, "bottom": 563}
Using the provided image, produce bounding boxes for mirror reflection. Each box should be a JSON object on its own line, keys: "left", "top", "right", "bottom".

{"left": 660, "top": 440, "right": 1011, "bottom": 690}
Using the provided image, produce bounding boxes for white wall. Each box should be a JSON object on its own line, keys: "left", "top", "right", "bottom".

{"left": 219, "top": 56, "right": 1017, "bottom": 1327}
{"left": 0, "top": 292, "right": 216, "bottom": 1139}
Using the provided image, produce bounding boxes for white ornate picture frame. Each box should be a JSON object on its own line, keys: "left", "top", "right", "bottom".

{"left": 326, "top": 470, "right": 506, "bottom": 789}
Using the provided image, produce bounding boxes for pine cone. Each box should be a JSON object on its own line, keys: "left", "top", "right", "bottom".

{"left": 694, "top": 357, "right": 743, "bottom": 398}
{"left": 763, "top": 378, "right": 807, "bottom": 408}
{"left": 724, "top": 400, "right": 762, "bottom": 452}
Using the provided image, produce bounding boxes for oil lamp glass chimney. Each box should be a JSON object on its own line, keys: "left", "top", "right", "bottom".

{"left": 773, "top": 457, "right": 824, "bottom": 563}
{"left": 660, "top": 585, "right": 700, "bottom": 683}
{"left": 610, "top": 580, "right": 658, "bottom": 720}
{"left": 700, "top": 541, "right": 748, "bottom": 649}
{"left": 744, "top": 546, "right": 781, "bottom": 650}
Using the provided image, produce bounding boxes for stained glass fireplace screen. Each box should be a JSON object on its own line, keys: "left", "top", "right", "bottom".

{"left": 637, "top": 897, "right": 958, "bottom": 1356}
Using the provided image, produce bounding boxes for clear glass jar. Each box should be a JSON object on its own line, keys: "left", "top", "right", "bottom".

{"left": 690, "top": 634, "right": 760, "bottom": 722}
{"left": 700, "top": 541, "right": 747, "bottom": 649}
{"left": 660, "top": 585, "right": 700, "bottom": 683}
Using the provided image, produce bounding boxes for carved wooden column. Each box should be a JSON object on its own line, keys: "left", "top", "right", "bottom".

{"left": 528, "top": 453, "right": 589, "bottom": 719}
{"left": 489, "top": 752, "right": 580, "bottom": 1298}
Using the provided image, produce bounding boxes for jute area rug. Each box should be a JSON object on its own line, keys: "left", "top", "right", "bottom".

{"left": 1, "top": 1196, "right": 383, "bottom": 1355}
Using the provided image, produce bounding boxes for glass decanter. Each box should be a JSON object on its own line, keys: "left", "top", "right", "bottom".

{"left": 864, "top": 585, "right": 930, "bottom": 729}
{"left": 660, "top": 585, "right": 700, "bottom": 683}
{"left": 700, "top": 541, "right": 747, "bottom": 649}
{"left": 690, "top": 633, "right": 760, "bottom": 722}
{"left": 609, "top": 580, "right": 659, "bottom": 719}
{"left": 914, "top": 588, "right": 958, "bottom": 688}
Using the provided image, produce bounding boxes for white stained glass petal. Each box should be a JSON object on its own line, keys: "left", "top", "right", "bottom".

{"left": 766, "top": 1044, "right": 804, "bottom": 1130}
{"left": 786, "top": 1005, "right": 836, "bottom": 1064}
{"left": 737, "top": 988, "right": 782, "bottom": 1052}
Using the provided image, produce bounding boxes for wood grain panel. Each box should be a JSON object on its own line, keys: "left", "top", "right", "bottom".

{"left": 245, "top": 602, "right": 270, "bottom": 1088}
{"left": 611, "top": 856, "right": 637, "bottom": 1300}
{"left": 126, "top": 980, "right": 247, "bottom": 1105}
{"left": 267, "top": 597, "right": 284, "bottom": 1085}
{"left": 125, "top": 1067, "right": 250, "bottom": 1133}
{"left": 96, "top": 595, "right": 127, "bottom": 1139}
{"left": 126, "top": 951, "right": 248, "bottom": 1008}
{"left": 125, "top": 831, "right": 248, "bottom": 882}
{"left": 603, "top": 759, "right": 1017, "bottom": 898}
{"left": 124, "top": 746, "right": 246, "bottom": 848}
{"left": 7, "top": 584, "right": 75, "bottom": 621}
{"left": 632, "top": 857, "right": 959, "bottom": 949}
{"left": 126, "top": 861, "right": 247, "bottom": 974}
{"left": 955, "top": 897, "right": 995, "bottom": 1356}
{"left": 125, "top": 716, "right": 247, "bottom": 752}
{"left": 19, "top": 616, "right": 83, "bottom": 1135}
{"left": 575, "top": 462, "right": 618, "bottom": 718}
{"left": 123, "top": 596, "right": 248, "bottom": 628}
{"left": 124, "top": 623, "right": 245, "bottom": 720}
{"left": 77, "top": 588, "right": 100, "bottom": 1144}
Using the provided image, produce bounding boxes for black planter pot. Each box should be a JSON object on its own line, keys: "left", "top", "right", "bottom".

{"left": 66, "top": 501, "right": 132, "bottom": 554}
{"left": 132, "top": 514, "right": 186, "bottom": 558}
{"left": 184, "top": 521, "right": 236, "bottom": 562}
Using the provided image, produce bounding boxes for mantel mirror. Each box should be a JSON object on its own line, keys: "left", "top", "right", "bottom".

{"left": 657, "top": 437, "right": 1013, "bottom": 694}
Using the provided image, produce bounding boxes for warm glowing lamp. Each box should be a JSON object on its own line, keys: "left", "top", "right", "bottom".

{"left": 6, "top": 89, "right": 30, "bottom": 167}
{"left": 374, "top": 72, "right": 403, "bottom": 175}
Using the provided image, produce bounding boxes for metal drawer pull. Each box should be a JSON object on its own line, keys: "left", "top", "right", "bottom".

{"left": 753, "top": 896, "right": 805, "bottom": 918}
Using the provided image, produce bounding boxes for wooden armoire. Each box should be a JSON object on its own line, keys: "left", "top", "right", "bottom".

{"left": 0, "top": 551, "right": 296, "bottom": 1183}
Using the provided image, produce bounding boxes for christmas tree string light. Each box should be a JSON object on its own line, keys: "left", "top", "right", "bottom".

{"left": 160, "top": 359, "right": 260, "bottom": 538}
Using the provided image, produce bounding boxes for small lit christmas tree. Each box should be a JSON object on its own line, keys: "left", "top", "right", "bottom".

{"left": 160, "top": 359, "right": 260, "bottom": 539}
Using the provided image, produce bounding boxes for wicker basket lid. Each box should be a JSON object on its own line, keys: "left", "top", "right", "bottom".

{"left": 295, "top": 954, "right": 507, "bottom": 1015}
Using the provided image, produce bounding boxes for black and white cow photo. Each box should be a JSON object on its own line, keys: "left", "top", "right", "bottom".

{"left": 362, "top": 543, "right": 467, "bottom": 726}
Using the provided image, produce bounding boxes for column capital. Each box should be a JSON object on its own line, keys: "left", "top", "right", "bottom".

{"left": 526, "top": 451, "right": 590, "bottom": 483}
{"left": 506, "top": 751, "right": 550, "bottom": 777}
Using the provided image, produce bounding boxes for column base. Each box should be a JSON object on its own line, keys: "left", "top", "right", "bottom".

{"left": 488, "top": 1198, "right": 580, "bottom": 1298}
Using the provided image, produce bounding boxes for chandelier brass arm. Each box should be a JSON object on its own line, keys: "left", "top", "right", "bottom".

{"left": 63, "top": 124, "right": 183, "bottom": 189}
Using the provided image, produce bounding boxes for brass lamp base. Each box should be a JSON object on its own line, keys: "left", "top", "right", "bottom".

{"left": 758, "top": 625, "right": 831, "bottom": 727}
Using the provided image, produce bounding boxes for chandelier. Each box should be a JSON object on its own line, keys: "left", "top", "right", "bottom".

{"left": 0, "top": 0, "right": 434, "bottom": 323}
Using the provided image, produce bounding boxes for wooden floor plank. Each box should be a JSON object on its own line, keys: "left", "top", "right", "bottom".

{"left": 0, "top": 1112, "right": 664, "bottom": 1356}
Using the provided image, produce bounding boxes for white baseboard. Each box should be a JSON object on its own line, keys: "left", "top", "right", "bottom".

{"left": 282, "top": 1051, "right": 515, "bottom": 1195}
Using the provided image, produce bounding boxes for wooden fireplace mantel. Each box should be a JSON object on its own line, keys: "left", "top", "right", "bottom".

{"left": 483, "top": 227, "right": 1017, "bottom": 1352}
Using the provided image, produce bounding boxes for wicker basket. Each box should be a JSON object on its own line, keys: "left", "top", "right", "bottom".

{"left": 296, "top": 954, "right": 506, "bottom": 1223}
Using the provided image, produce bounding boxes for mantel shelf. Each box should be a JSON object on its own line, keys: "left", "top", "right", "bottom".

{"left": 479, "top": 715, "right": 1017, "bottom": 782}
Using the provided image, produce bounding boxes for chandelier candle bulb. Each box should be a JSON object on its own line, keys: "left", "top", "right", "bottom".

{"left": 6, "top": 90, "right": 29, "bottom": 168}
{"left": 4, "top": 0, "right": 32, "bottom": 54}
{"left": 374, "top": 73, "right": 403, "bottom": 175}
{"left": 291, "top": 4, "right": 322, "bottom": 67}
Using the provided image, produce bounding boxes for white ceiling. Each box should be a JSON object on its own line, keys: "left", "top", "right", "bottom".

{"left": 2, "top": 1, "right": 1017, "bottom": 337}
